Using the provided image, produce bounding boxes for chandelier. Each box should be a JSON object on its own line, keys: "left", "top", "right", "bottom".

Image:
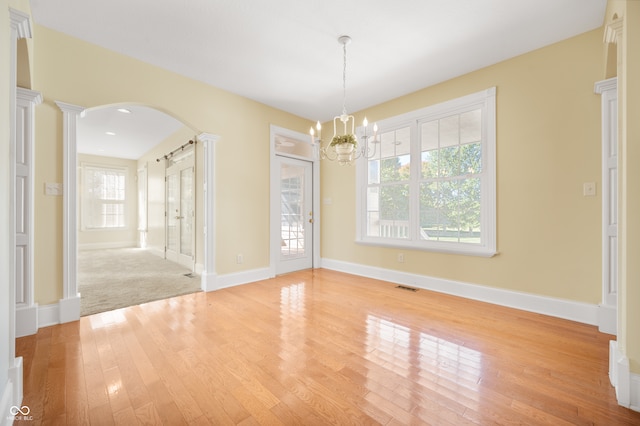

{"left": 311, "top": 36, "right": 378, "bottom": 165}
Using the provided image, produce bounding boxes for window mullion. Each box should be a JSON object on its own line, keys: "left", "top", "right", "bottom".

{"left": 409, "top": 119, "right": 420, "bottom": 243}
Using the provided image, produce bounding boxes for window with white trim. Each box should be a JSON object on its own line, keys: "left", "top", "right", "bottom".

{"left": 81, "top": 164, "right": 127, "bottom": 229}
{"left": 356, "top": 88, "right": 496, "bottom": 256}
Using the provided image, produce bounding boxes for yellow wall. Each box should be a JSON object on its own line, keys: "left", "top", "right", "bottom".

{"left": 32, "top": 25, "right": 311, "bottom": 305}
{"left": 77, "top": 154, "right": 139, "bottom": 248}
{"left": 322, "top": 28, "right": 604, "bottom": 303}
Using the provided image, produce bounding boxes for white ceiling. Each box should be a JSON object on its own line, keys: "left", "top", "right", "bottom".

{"left": 77, "top": 106, "right": 184, "bottom": 160}
{"left": 30, "top": 0, "right": 607, "bottom": 159}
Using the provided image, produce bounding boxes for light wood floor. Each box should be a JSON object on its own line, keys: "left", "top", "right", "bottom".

{"left": 16, "top": 269, "right": 640, "bottom": 425}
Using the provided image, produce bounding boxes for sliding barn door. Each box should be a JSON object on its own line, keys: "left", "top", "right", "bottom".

{"left": 165, "top": 150, "right": 195, "bottom": 270}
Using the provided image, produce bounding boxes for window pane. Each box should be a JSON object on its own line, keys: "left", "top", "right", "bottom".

{"left": 367, "top": 211, "right": 380, "bottom": 237}
{"left": 380, "top": 127, "right": 411, "bottom": 159}
{"left": 460, "top": 109, "right": 482, "bottom": 144}
{"left": 280, "top": 164, "right": 306, "bottom": 258}
{"left": 421, "top": 150, "right": 438, "bottom": 179}
{"left": 368, "top": 159, "right": 380, "bottom": 184}
{"left": 461, "top": 142, "right": 482, "bottom": 174}
{"left": 367, "top": 186, "right": 379, "bottom": 211}
{"left": 421, "top": 120, "right": 438, "bottom": 151}
{"left": 457, "top": 177, "right": 481, "bottom": 243}
{"left": 380, "top": 131, "right": 397, "bottom": 159}
{"left": 395, "top": 127, "right": 411, "bottom": 156}
{"left": 439, "top": 145, "right": 459, "bottom": 177}
{"left": 379, "top": 184, "right": 410, "bottom": 239}
{"left": 420, "top": 178, "right": 481, "bottom": 243}
{"left": 439, "top": 115, "right": 459, "bottom": 148}
{"left": 419, "top": 181, "right": 441, "bottom": 241}
{"left": 381, "top": 155, "right": 410, "bottom": 183}
{"left": 439, "top": 179, "right": 460, "bottom": 240}
{"left": 83, "top": 166, "right": 127, "bottom": 229}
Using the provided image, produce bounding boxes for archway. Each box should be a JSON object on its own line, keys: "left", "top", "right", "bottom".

{"left": 56, "top": 101, "right": 218, "bottom": 321}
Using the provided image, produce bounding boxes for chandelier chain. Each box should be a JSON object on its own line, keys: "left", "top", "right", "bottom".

{"left": 342, "top": 40, "right": 348, "bottom": 116}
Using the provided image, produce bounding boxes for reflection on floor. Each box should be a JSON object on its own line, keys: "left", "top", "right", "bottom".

{"left": 16, "top": 269, "right": 640, "bottom": 424}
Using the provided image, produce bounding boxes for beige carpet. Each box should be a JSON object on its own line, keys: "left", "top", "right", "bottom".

{"left": 78, "top": 248, "right": 201, "bottom": 316}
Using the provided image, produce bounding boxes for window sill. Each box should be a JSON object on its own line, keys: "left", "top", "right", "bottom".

{"left": 356, "top": 238, "right": 498, "bottom": 258}
{"left": 81, "top": 227, "right": 129, "bottom": 232}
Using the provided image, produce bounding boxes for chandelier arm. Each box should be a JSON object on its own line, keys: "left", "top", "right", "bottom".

{"left": 320, "top": 145, "right": 338, "bottom": 161}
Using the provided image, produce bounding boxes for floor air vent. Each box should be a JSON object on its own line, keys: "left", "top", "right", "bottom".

{"left": 396, "top": 285, "right": 418, "bottom": 292}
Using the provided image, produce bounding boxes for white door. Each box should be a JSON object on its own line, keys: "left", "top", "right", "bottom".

{"left": 15, "top": 88, "right": 41, "bottom": 337}
{"left": 277, "top": 156, "right": 313, "bottom": 274}
{"left": 166, "top": 152, "right": 195, "bottom": 270}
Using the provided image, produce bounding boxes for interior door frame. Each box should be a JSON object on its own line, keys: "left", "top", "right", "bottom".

{"left": 269, "top": 125, "right": 320, "bottom": 276}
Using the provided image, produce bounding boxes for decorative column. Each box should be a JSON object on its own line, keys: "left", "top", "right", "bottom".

{"left": 55, "top": 101, "right": 85, "bottom": 323}
{"left": 197, "top": 132, "right": 220, "bottom": 291}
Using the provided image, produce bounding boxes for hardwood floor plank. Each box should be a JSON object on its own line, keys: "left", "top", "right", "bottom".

{"left": 16, "top": 269, "right": 640, "bottom": 425}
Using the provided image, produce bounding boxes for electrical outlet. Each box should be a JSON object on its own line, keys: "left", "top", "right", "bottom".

{"left": 236, "top": 254, "right": 243, "bottom": 264}
{"left": 397, "top": 253, "right": 404, "bottom": 263}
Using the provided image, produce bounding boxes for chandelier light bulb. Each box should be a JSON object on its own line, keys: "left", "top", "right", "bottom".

{"left": 363, "top": 117, "right": 368, "bottom": 127}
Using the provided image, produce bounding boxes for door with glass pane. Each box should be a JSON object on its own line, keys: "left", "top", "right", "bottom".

{"left": 166, "top": 152, "right": 195, "bottom": 270}
{"left": 277, "top": 156, "right": 313, "bottom": 274}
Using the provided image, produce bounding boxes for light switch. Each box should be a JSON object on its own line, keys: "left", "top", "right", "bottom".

{"left": 583, "top": 182, "right": 596, "bottom": 197}
{"left": 45, "top": 182, "right": 63, "bottom": 196}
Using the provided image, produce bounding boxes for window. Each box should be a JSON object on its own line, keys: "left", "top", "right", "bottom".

{"left": 82, "top": 164, "right": 127, "bottom": 229}
{"left": 357, "top": 88, "right": 496, "bottom": 256}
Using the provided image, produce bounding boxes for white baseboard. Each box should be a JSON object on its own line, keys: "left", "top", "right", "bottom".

{"left": 321, "top": 258, "right": 599, "bottom": 326}
{"left": 38, "top": 302, "right": 61, "bottom": 328}
{"left": 0, "top": 379, "right": 13, "bottom": 426}
{"left": 59, "top": 295, "right": 81, "bottom": 324}
{"left": 78, "top": 241, "right": 136, "bottom": 250}
{"left": 15, "top": 304, "right": 38, "bottom": 338}
{"left": 37, "top": 295, "right": 81, "bottom": 329}
{"left": 598, "top": 303, "right": 617, "bottom": 335}
{"left": 210, "top": 267, "right": 271, "bottom": 291}
{"left": 201, "top": 271, "right": 218, "bottom": 292}
{"left": 609, "top": 340, "right": 640, "bottom": 411}
{"left": 9, "top": 357, "right": 22, "bottom": 411}
{"left": 2, "top": 357, "right": 24, "bottom": 425}
{"left": 632, "top": 374, "right": 640, "bottom": 412}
